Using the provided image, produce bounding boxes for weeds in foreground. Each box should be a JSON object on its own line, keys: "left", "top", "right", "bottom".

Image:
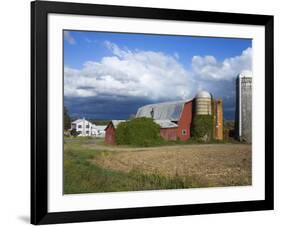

{"left": 64, "top": 142, "right": 200, "bottom": 194}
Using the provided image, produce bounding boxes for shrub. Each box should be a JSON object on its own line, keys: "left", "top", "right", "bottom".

{"left": 191, "top": 115, "right": 213, "bottom": 142}
{"left": 115, "top": 117, "right": 163, "bottom": 146}
{"left": 70, "top": 129, "right": 80, "bottom": 137}
{"left": 115, "top": 121, "right": 128, "bottom": 144}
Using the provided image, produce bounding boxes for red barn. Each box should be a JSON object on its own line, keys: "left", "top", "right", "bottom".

{"left": 136, "top": 99, "right": 193, "bottom": 141}
{"left": 104, "top": 99, "right": 193, "bottom": 145}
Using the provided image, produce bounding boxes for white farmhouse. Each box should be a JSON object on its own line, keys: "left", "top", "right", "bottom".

{"left": 71, "top": 118, "right": 93, "bottom": 136}
{"left": 71, "top": 118, "right": 106, "bottom": 137}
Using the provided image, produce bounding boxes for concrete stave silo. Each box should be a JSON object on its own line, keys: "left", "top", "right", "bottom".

{"left": 235, "top": 71, "right": 252, "bottom": 143}
{"left": 195, "top": 90, "right": 212, "bottom": 115}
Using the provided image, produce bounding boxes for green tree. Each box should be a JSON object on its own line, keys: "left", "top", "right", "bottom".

{"left": 64, "top": 106, "right": 71, "bottom": 130}
{"left": 115, "top": 117, "right": 163, "bottom": 146}
{"left": 191, "top": 115, "right": 213, "bottom": 142}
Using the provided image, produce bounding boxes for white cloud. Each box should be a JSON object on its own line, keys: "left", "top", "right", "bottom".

{"left": 64, "top": 41, "right": 196, "bottom": 100}
{"left": 192, "top": 47, "right": 252, "bottom": 81}
{"left": 64, "top": 41, "right": 252, "bottom": 101}
{"left": 64, "top": 31, "right": 76, "bottom": 45}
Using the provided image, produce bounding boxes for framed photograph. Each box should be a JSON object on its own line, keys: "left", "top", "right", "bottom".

{"left": 31, "top": 0, "right": 274, "bottom": 224}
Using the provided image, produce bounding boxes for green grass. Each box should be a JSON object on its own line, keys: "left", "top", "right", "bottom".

{"left": 64, "top": 134, "right": 240, "bottom": 148}
{"left": 64, "top": 139, "right": 199, "bottom": 194}
{"left": 125, "top": 137, "right": 238, "bottom": 148}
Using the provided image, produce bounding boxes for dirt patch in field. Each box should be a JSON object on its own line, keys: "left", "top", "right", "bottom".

{"left": 92, "top": 144, "right": 252, "bottom": 187}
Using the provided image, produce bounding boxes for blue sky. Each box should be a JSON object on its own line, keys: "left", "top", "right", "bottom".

{"left": 64, "top": 30, "right": 252, "bottom": 120}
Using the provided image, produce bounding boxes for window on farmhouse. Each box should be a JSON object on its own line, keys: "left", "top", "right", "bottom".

{"left": 182, "top": 129, "right": 187, "bottom": 135}
{"left": 86, "top": 125, "right": 89, "bottom": 128}
{"left": 78, "top": 125, "right": 82, "bottom": 128}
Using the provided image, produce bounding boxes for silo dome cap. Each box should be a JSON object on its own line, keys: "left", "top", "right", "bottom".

{"left": 239, "top": 70, "right": 252, "bottom": 78}
{"left": 196, "top": 90, "right": 211, "bottom": 98}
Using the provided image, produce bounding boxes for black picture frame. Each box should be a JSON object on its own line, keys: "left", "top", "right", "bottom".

{"left": 31, "top": 0, "right": 274, "bottom": 224}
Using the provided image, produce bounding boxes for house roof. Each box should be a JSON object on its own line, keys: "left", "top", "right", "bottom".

{"left": 105, "top": 120, "right": 127, "bottom": 130}
{"left": 136, "top": 99, "right": 192, "bottom": 121}
{"left": 72, "top": 118, "right": 95, "bottom": 126}
{"left": 112, "top": 120, "right": 127, "bottom": 128}
{"left": 72, "top": 119, "right": 84, "bottom": 124}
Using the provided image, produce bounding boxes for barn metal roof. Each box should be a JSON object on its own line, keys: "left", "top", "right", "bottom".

{"left": 136, "top": 99, "right": 192, "bottom": 121}
{"left": 154, "top": 120, "right": 178, "bottom": 128}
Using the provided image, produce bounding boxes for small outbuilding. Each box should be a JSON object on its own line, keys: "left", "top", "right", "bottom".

{"left": 105, "top": 120, "right": 126, "bottom": 145}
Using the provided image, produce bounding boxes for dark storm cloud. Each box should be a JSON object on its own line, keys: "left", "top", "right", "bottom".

{"left": 65, "top": 75, "right": 238, "bottom": 121}
{"left": 65, "top": 80, "right": 237, "bottom": 121}
{"left": 64, "top": 96, "right": 156, "bottom": 120}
